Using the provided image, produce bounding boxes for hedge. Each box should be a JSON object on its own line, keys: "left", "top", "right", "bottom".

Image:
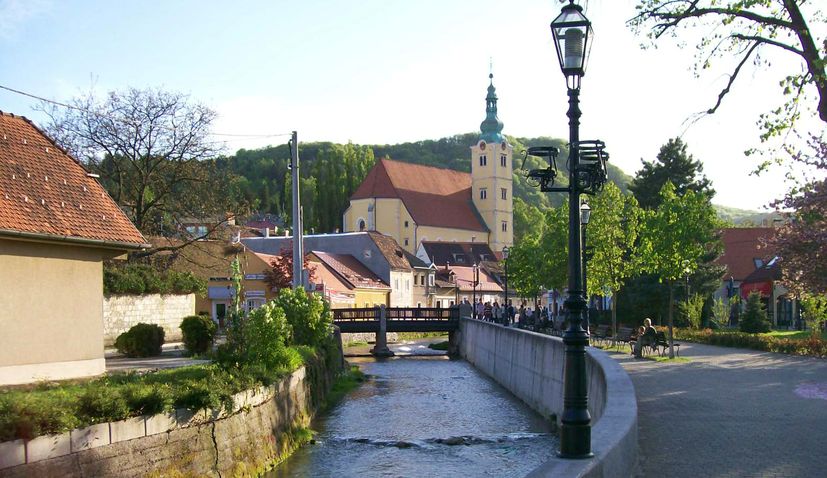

{"left": 671, "top": 328, "right": 827, "bottom": 358}
{"left": 104, "top": 263, "right": 205, "bottom": 295}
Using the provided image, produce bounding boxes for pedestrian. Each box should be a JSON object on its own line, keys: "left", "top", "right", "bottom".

{"left": 484, "top": 301, "right": 493, "bottom": 321}
{"left": 475, "top": 299, "right": 484, "bottom": 321}
{"left": 493, "top": 301, "right": 502, "bottom": 324}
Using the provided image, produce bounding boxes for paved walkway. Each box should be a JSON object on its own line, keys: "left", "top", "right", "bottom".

{"left": 105, "top": 342, "right": 210, "bottom": 372}
{"left": 612, "top": 342, "right": 827, "bottom": 477}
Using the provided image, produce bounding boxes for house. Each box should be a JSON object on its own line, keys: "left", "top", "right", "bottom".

{"left": 307, "top": 251, "right": 390, "bottom": 307}
{"left": 342, "top": 74, "right": 514, "bottom": 254}
{"left": 242, "top": 231, "right": 425, "bottom": 307}
{"left": 0, "top": 112, "right": 147, "bottom": 385}
{"left": 715, "top": 227, "right": 799, "bottom": 327}
{"left": 159, "top": 238, "right": 276, "bottom": 325}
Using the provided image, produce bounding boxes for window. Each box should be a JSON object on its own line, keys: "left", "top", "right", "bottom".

{"left": 358, "top": 219, "right": 366, "bottom": 231}
{"left": 395, "top": 279, "right": 399, "bottom": 289}
{"left": 501, "top": 188, "right": 507, "bottom": 200}
{"left": 479, "top": 155, "right": 487, "bottom": 166}
{"left": 404, "top": 238, "right": 409, "bottom": 246}
{"left": 404, "top": 220, "right": 409, "bottom": 228}
{"left": 480, "top": 188, "right": 487, "bottom": 200}
{"left": 406, "top": 279, "right": 410, "bottom": 290}
{"left": 502, "top": 221, "right": 508, "bottom": 232}
{"left": 428, "top": 274, "right": 435, "bottom": 287}
{"left": 501, "top": 155, "right": 507, "bottom": 167}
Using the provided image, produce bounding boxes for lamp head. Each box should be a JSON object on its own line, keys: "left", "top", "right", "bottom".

{"left": 550, "top": 1, "right": 593, "bottom": 89}
{"left": 580, "top": 201, "right": 591, "bottom": 225}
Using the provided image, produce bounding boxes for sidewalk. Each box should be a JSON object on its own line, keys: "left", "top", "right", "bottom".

{"left": 611, "top": 342, "right": 827, "bottom": 477}
{"left": 105, "top": 342, "right": 210, "bottom": 372}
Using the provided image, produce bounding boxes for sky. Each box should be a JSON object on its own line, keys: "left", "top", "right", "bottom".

{"left": 0, "top": 0, "right": 822, "bottom": 212}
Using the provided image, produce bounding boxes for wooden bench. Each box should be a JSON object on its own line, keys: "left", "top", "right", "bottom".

{"left": 611, "top": 327, "right": 635, "bottom": 351}
{"left": 654, "top": 330, "right": 681, "bottom": 356}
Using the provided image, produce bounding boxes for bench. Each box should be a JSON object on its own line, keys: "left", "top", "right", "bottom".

{"left": 591, "top": 324, "right": 611, "bottom": 346}
{"left": 654, "top": 330, "right": 681, "bottom": 356}
{"left": 611, "top": 327, "right": 636, "bottom": 352}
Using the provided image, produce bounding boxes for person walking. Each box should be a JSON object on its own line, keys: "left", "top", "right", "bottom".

{"left": 475, "top": 299, "right": 484, "bottom": 321}
{"left": 493, "top": 301, "right": 502, "bottom": 324}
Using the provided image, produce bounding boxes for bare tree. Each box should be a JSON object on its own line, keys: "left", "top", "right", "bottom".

{"left": 629, "top": 1, "right": 826, "bottom": 153}
{"left": 38, "top": 87, "right": 237, "bottom": 238}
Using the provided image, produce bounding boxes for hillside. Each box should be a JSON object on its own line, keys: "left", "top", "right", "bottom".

{"left": 219, "top": 132, "right": 635, "bottom": 236}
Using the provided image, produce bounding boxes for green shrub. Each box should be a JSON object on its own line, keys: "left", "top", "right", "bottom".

{"left": 115, "top": 323, "right": 165, "bottom": 357}
{"left": 121, "top": 383, "right": 172, "bottom": 416}
{"left": 671, "top": 327, "right": 827, "bottom": 358}
{"left": 740, "top": 292, "right": 771, "bottom": 333}
{"left": 103, "top": 263, "right": 206, "bottom": 295}
{"left": 77, "top": 384, "right": 130, "bottom": 423}
{"left": 180, "top": 315, "right": 216, "bottom": 355}
{"left": 243, "top": 301, "right": 292, "bottom": 369}
{"left": 275, "top": 288, "right": 333, "bottom": 347}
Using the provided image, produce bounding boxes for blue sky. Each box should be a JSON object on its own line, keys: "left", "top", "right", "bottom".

{"left": 1, "top": 0, "right": 822, "bottom": 211}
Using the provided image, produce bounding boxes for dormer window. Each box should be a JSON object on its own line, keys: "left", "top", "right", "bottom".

{"left": 452, "top": 253, "right": 466, "bottom": 264}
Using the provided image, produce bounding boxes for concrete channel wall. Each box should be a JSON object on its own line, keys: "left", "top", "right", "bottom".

{"left": 0, "top": 358, "right": 337, "bottom": 477}
{"left": 459, "top": 319, "right": 638, "bottom": 478}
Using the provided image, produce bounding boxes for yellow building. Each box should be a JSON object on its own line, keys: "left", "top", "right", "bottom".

{"left": 343, "top": 74, "right": 513, "bottom": 254}
{"left": 0, "top": 112, "right": 148, "bottom": 385}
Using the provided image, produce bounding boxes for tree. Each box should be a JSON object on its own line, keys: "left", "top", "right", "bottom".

{"left": 629, "top": 137, "right": 714, "bottom": 209}
{"left": 506, "top": 232, "right": 546, "bottom": 299}
{"left": 629, "top": 1, "right": 827, "bottom": 148}
{"left": 513, "top": 197, "right": 544, "bottom": 243}
{"left": 586, "top": 183, "right": 643, "bottom": 335}
{"left": 38, "top": 87, "right": 246, "bottom": 242}
{"left": 639, "top": 182, "right": 724, "bottom": 357}
{"left": 769, "top": 136, "right": 827, "bottom": 295}
{"left": 262, "top": 248, "right": 315, "bottom": 291}
{"left": 740, "top": 291, "right": 772, "bottom": 333}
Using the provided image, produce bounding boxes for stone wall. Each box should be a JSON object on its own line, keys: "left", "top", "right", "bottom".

{"left": 0, "top": 356, "right": 339, "bottom": 477}
{"left": 458, "top": 319, "right": 638, "bottom": 478}
{"left": 103, "top": 294, "right": 195, "bottom": 346}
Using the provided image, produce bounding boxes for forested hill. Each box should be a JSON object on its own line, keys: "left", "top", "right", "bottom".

{"left": 217, "top": 132, "right": 634, "bottom": 235}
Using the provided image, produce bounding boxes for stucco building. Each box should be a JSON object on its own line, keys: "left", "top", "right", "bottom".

{"left": 0, "top": 112, "right": 147, "bottom": 385}
{"left": 342, "top": 74, "right": 514, "bottom": 254}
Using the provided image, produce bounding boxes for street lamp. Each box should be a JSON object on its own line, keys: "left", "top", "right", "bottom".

{"left": 472, "top": 263, "right": 479, "bottom": 319}
{"left": 551, "top": 0, "right": 597, "bottom": 459}
{"left": 503, "top": 245, "right": 510, "bottom": 324}
{"left": 580, "top": 201, "right": 591, "bottom": 333}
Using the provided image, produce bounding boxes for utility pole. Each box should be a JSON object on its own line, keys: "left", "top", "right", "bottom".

{"left": 290, "top": 131, "right": 304, "bottom": 289}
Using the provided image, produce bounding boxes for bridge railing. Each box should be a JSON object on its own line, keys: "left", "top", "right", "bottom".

{"left": 332, "top": 307, "right": 459, "bottom": 322}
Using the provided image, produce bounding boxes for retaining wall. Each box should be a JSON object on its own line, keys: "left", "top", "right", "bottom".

{"left": 459, "top": 319, "right": 638, "bottom": 478}
{"left": 0, "top": 357, "right": 338, "bottom": 477}
{"left": 103, "top": 294, "right": 195, "bottom": 346}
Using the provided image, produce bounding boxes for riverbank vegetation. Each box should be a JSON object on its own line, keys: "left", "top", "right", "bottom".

{"left": 0, "top": 288, "right": 338, "bottom": 442}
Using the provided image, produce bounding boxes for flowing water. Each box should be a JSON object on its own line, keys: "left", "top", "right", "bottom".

{"left": 268, "top": 339, "right": 558, "bottom": 478}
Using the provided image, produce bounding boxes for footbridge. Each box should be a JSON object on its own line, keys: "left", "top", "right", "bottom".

{"left": 332, "top": 305, "right": 459, "bottom": 356}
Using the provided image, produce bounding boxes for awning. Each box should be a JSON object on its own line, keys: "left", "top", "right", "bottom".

{"left": 741, "top": 281, "right": 772, "bottom": 299}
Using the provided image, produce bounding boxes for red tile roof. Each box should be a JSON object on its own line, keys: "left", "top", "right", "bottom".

{"left": 450, "top": 265, "right": 503, "bottom": 292}
{"left": 0, "top": 112, "right": 146, "bottom": 248}
{"left": 420, "top": 241, "right": 497, "bottom": 266}
{"left": 311, "top": 251, "right": 390, "bottom": 290}
{"left": 715, "top": 228, "right": 777, "bottom": 281}
{"left": 350, "top": 158, "right": 488, "bottom": 232}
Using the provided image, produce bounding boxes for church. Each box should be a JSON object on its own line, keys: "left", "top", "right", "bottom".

{"left": 342, "top": 74, "right": 514, "bottom": 255}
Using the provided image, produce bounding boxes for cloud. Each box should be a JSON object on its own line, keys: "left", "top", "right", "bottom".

{"left": 0, "top": 0, "right": 51, "bottom": 41}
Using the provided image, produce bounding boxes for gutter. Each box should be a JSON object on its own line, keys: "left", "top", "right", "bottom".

{"left": 0, "top": 228, "right": 150, "bottom": 251}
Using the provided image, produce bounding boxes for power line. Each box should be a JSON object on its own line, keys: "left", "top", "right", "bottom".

{"left": 0, "top": 84, "right": 292, "bottom": 139}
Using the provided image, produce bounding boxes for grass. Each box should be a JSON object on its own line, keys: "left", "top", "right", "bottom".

{"left": 649, "top": 356, "right": 690, "bottom": 363}
{"left": 0, "top": 346, "right": 316, "bottom": 442}
{"left": 427, "top": 341, "right": 450, "bottom": 351}
{"left": 342, "top": 340, "right": 369, "bottom": 347}
{"left": 763, "top": 329, "right": 827, "bottom": 341}
{"left": 320, "top": 365, "right": 365, "bottom": 413}
{"left": 396, "top": 332, "right": 449, "bottom": 340}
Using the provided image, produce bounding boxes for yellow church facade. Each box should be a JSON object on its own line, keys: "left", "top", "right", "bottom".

{"left": 343, "top": 74, "right": 514, "bottom": 255}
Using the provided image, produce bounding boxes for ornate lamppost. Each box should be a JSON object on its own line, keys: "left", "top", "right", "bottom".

{"left": 521, "top": 0, "right": 607, "bottom": 458}
{"left": 502, "top": 246, "right": 510, "bottom": 319}
{"left": 472, "top": 263, "right": 479, "bottom": 319}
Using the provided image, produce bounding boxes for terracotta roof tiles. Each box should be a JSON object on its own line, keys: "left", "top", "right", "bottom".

{"left": 715, "top": 228, "right": 777, "bottom": 281}
{"left": 312, "top": 250, "right": 389, "bottom": 290}
{"left": 0, "top": 112, "right": 146, "bottom": 248}
{"left": 351, "top": 158, "right": 488, "bottom": 232}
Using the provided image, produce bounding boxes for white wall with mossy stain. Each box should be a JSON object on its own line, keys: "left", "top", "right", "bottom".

{"left": 103, "top": 294, "right": 195, "bottom": 346}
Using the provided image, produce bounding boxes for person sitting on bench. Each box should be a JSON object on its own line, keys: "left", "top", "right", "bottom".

{"left": 633, "top": 318, "right": 657, "bottom": 358}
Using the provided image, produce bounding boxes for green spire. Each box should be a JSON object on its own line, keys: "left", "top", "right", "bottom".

{"left": 480, "top": 73, "right": 504, "bottom": 143}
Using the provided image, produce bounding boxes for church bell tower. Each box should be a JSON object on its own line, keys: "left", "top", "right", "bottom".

{"left": 470, "top": 73, "right": 513, "bottom": 252}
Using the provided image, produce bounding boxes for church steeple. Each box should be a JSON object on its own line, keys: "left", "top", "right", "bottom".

{"left": 480, "top": 73, "right": 504, "bottom": 143}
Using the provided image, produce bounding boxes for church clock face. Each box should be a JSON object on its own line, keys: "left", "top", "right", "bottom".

{"left": 478, "top": 140, "right": 486, "bottom": 150}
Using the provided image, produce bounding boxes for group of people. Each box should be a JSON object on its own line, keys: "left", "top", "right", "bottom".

{"left": 457, "top": 298, "right": 566, "bottom": 331}
{"left": 632, "top": 318, "right": 658, "bottom": 358}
